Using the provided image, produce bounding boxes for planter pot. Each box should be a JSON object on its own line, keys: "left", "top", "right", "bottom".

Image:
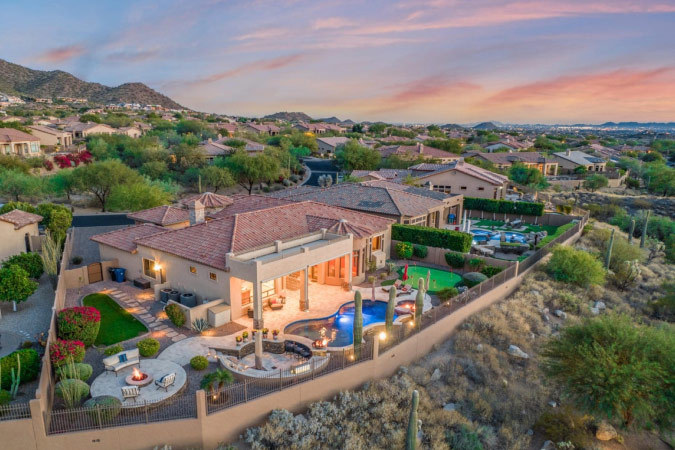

{"left": 243, "top": 338, "right": 248, "bottom": 343}
{"left": 273, "top": 335, "right": 278, "bottom": 340}
{"left": 236, "top": 341, "right": 241, "bottom": 347}
{"left": 262, "top": 334, "right": 268, "bottom": 339}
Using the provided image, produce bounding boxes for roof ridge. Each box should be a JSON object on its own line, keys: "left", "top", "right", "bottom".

{"left": 90, "top": 223, "right": 161, "bottom": 240}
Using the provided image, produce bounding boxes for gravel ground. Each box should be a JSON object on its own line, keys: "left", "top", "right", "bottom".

{"left": 0, "top": 274, "right": 54, "bottom": 343}
{"left": 68, "top": 225, "right": 126, "bottom": 269}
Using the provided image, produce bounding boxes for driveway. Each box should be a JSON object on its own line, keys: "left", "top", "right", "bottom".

{"left": 72, "top": 214, "right": 134, "bottom": 227}
{"left": 69, "top": 225, "right": 128, "bottom": 269}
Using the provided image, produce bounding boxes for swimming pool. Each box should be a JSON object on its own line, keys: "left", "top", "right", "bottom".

{"left": 471, "top": 228, "right": 528, "bottom": 244}
{"left": 284, "top": 300, "right": 399, "bottom": 347}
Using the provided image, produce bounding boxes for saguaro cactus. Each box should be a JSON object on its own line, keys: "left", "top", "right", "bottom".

{"left": 415, "top": 278, "right": 425, "bottom": 326}
{"left": 353, "top": 291, "right": 363, "bottom": 359}
{"left": 628, "top": 218, "right": 636, "bottom": 243}
{"left": 406, "top": 390, "right": 420, "bottom": 450}
{"left": 605, "top": 229, "right": 615, "bottom": 270}
{"left": 385, "top": 286, "right": 396, "bottom": 337}
{"left": 10, "top": 353, "right": 21, "bottom": 399}
{"left": 640, "top": 210, "right": 650, "bottom": 249}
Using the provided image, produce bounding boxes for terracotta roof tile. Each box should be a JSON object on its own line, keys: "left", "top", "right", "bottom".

{"left": 127, "top": 205, "right": 190, "bottom": 226}
{"left": 90, "top": 224, "right": 166, "bottom": 253}
{"left": 0, "top": 209, "right": 42, "bottom": 229}
{"left": 181, "top": 192, "right": 234, "bottom": 209}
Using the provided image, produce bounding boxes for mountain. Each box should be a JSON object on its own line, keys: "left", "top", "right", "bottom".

{"left": 440, "top": 123, "right": 466, "bottom": 130}
{"left": 473, "top": 121, "right": 499, "bottom": 130}
{"left": 0, "top": 58, "right": 185, "bottom": 109}
{"left": 262, "top": 111, "right": 312, "bottom": 122}
{"left": 318, "top": 116, "right": 341, "bottom": 124}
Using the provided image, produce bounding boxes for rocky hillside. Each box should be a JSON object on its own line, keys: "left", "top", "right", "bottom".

{"left": 0, "top": 58, "right": 185, "bottom": 109}
{"left": 262, "top": 111, "right": 312, "bottom": 122}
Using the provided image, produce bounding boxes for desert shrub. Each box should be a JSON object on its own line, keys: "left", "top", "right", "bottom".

{"left": 467, "top": 258, "right": 484, "bottom": 271}
{"left": 55, "top": 378, "right": 90, "bottom": 408}
{"left": 191, "top": 355, "right": 209, "bottom": 370}
{"left": 0, "top": 349, "right": 40, "bottom": 390}
{"left": 57, "top": 306, "right": 101, "bottom": 347}
{"left": 57, "top": 362, "right": 93, "bottom": 382}
{"left": 84, "top": 395, "right": 122, "bottom": 423}
{"left": 463, "top": 272, "right": 488, "bottom": 288}
{"left": 438, "top": 287, "right": 459, "bottom": 302}
{"left": 2, "top": 252, "right": 43, "bottom": 278}
{"left": 535, "top": 407, "right": 593, "bottom": 449}
{"left": 104, "top": 344, "right": 123, "bottom": 356}
{"left": 136, "top": 338, "right": 160, "bottom": 357}
{"left": 463, "top": 197, "right": 544, "bottom": 216}
{"left": 445, "top": 252, "right": 466, "bottom": 268}
{"left": 395, "top": 241, "right": 413, "bottom": 259}
{"left": 446, "top": 425, "right": 484, "bottom": 450}
{"left": 546, "top": 245, "right": 605, "bottom": 287}
{"left": 166, "top": 303, "right": 186, "bottom": 327}
{"left": 0, "top": 390, "right": 11, "bottom": 405}
{"left": 392, "top": 224, "right": 472, "bottom": 252}
{"left": 557, "top": 292, "right": 582, "bottom": 313}
{"left": 480, "top": 265, "right": 503, "bottom": 278}
{"left": 49, "top": 339, "right": 85, "bottom": 367}
{"left": 412, "top": 244, "right": 428, "bottom": 259}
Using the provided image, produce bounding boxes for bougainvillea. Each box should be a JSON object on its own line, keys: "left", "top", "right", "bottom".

{"left": 78, "top": 150, "right": 93, "bottom": 164}
{"left": 57, "top": 306, "right": 101, "bottom": 347}
{"left": 49, "top": 340, "right": 85, "bottom": 367}
{"left": 53, "top": 154, "right": 73, "bottom": 169}
{"left": 43, "top": 159, "right": 54, "bottom": 171}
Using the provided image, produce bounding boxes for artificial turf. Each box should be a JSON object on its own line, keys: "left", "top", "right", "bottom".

{"left": 397, "top": 265, "right": 462, "bottom": 293}
{"left": 82, "top": 293, "right": 148, "bottom": 345}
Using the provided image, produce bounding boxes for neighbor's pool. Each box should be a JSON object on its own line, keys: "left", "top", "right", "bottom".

{"left": 284, "top": 300, "right": 398, "bottom": 347}
{"left": 471, "top": 228, "right": 528, "bottom": 244}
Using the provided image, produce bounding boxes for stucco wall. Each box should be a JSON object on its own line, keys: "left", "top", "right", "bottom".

{"left": 0, "top": 221, "right": 38, "bottom": 262}
{"left": 418, "top": 170, "right": 507, "bottom": 199}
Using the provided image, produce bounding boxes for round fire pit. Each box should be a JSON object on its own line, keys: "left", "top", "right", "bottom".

{"left": 125, "top": 369, "right": 154, "bottom": 387}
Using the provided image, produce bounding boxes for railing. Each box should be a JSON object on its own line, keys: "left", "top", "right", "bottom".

{"left": 47, "top": 391, "right": 197, "bottom": 435}
{"left": 0, "top": 402, "right": 31, "bottom": 422}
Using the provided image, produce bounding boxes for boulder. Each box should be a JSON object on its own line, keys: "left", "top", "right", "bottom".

{"left": 595, "top": 301, "right": 606, "bottom": 310}
{"left": 590, "top": 307, "right": 600, "bottom": 316}
{"left": 443, "top": 402, "right": 457, "bottom": 412}
{"left": 548, "top": 401, "right": 557, "bottom": 408}
{"left": 554, "top": 309, "right": 567, "bottom": 319}
{"left": 541, "top": 440, "right": 555, "bottom": 450}
{"left": 507, "top": 345, "right": 529, "bottom": 359}
{"left": 542, "top": 314, "right": 550, "bottom": 322}
{"left": 430, "top": 368, "right": 441, "bottom": 381}
{"left": 476, "top": 344, "right": 483, "bottom": 352}
{"left": 595, "top": 421, "right": 618, "bottom": 441}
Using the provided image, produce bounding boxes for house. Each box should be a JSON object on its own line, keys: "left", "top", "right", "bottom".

{"left": 27, "top": 125, "right": 73, "bottom": 148}
{"left": 551, "top": 149, "right": 607, "bottom": 173}
{"left": 91, "top": 198, "right": 394, "bottom": 325}
{"left": 316, "top": 137, "right": 349, "bottom": 155}
{"left": 199, "top": 137, "right": 236, "bottom": 163}
{"left": 0, "top": 128, "right": 42, "bottom": 156}
{"left": 127, "top": 206, "right": 191, "bottom": 229}
{"left": 117, "top": 127, "right": 142, "bottom": 138}
{"left": 0, "top": 209, "right": 42, "bottom": 261}
{"left": 378, "top": 143, "right": 459, "bottom": 164}
{"left": 483, "top": 139, "right": 533, "bottom": 153}
{"left": 464, "top": 151, "right": 558, "bottom": 175}
{"left": 409, "top": 160, "right": 510, "bottom": 199}
{"left": 244, "top": 123, "right": 280, "bottom": 135}
{"left": 0, "top": 116, "right": 22, "bottom": 123}
{"left": 64, "top": 122, "right": 116, "bottom": 139}
{"left": 293, "top": 122, "right": 344, "bottom": 134}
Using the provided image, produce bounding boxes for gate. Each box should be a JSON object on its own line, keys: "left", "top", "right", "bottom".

{"left": 87, "top": 262, "right": 103, "bottom": 284}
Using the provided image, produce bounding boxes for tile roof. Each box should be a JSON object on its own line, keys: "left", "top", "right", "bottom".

{"left": 379, "top": 143, "right": 458, "bottom": 160}
{"left": 0, "top": 128, "right": 40, "bottom": 143}
{"left": 127, "top": 205, "right": 190, "bottom": 226}
{"left": 467, "top": 151, "right": 554, "bottom": 165}
{"left": 553, "top": 150, "right": 606, "bottom": 165}
{"left": 316, "top": 137, "right": 349, "bottom": 147}
{"left": 0, "top": 209, "right": 42, "bottom": 229}
{"left": 208, "top": 194, "right": 293, "bottom": 218}
{"left": 27, "top": 125, "right": 70, "bottom": 136}
{"left": 181, "top": 192, "right": 234, "bottom": 209}
{"left": 90, "top": 223, "right": 166, "bottom": 253}
{"left": 413, "top": 161, "right": 509, "bottom": 186}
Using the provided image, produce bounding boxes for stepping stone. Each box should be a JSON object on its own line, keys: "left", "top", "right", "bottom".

{"left": 154, "top": 325, "right": 168, "bottom": 331}
{"left": 149, "top": 322, "right": 163, "bottom": 328}
{"left": 136, "top": 308, "right": 148, "bottom": 314}
{"left": 140, "top": 314, "right": 152, "bottom": 319}
{"left": 165, "top": 331, "right": 178, "bottom": 338}
{"left": 171, "top": 334, "right": 186, "bottom": 342}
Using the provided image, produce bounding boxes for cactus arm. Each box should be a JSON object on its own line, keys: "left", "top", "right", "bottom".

{"left": 415, "top": 278, "right": 425, "bottom": 326}
{"left": 628, "top": 218, "right": 635, "bottom": 243}
{"left": 640, "top": 210, "right": 650, "bottom": 248}
{"left": 605, "top": 229, "right": 615, "bottom": 270}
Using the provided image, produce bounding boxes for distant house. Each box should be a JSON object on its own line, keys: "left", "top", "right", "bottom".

{"left": 316, "top": 136, "right": 349, "bottom": 155}
{"left": 0, "top": 209, "right": 42, "bottom": 261}
{"left": 27, "top": 125, "right": 73, "bottom": 148}
{"left": 552, "top": 149, "right": 607, "bottom": 173}
{"left": 117, "top": 127, "right": 142, "bottom": 138}
{"left": 483, "top": 139, "right": 533, "bottom": 153}
{"left": 0, "top": 128, "right": 42, "bottom": 156}
{"left": 464, "top": 151, "right": 558, "bottom": 176}
{"left": 64, "top": 122, "right": 116, "bottom": 139}
{"left": 244, "top": 123, "right": 280, "bottom": 135}
{"left": 0, "top": 116, "right": 22, "bottom": 123}
{"left": 293, "top": 122, "right": 345, "bottom": 134}
{"left": 199, "top": 137, "right": 236, "bottom": 163}
{"left": 378, "top": 143, "right": 459, "bottom": 164}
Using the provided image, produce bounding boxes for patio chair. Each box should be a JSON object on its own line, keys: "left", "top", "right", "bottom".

{"left": 399, "top": 284, "right": 414, "bottom": 295}
{"left": 268, "top": 296, "right": 284, "bottom": 311}
{"left": 381, "top": 280, "right": 402, "bottom": 293}
{"left": 155, "top": 373, "right": 176, "bottom": 392}
{"left": 121, "top": 385, "right": 140, "bottom": 403}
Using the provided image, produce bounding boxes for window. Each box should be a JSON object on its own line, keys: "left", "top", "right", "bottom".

{"left": 327, "top": 259, "right": 336, "bottom": 277}
{"left": 143, "top": 258, "right": 156, "bottom": 279}
{"left": 189, "top": 266, "right": 197, "bottom": 274}
{"left": 30, "top": 142, "right": 39, "bottom": 153}
{"left": 410, "top": 216, "right": 426, "bottom": 226}
{"left": 209, "top": 272, "right": 217, "bottom": 281}
{"left": 460, "top": 186, "right": 467, "bottom": 190}
{"left": 352, "top": 251, "right": 359, "bottom": 276}
{"left": 478, "top": 187, "right": 484, "bottom": 191}
{"left": 371, "top": 235, "right": 382, "bottom": 251}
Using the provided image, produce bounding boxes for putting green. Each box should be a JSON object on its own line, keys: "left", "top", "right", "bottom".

{"left": 397, "top": 265, "right": 462, "bottom": 293}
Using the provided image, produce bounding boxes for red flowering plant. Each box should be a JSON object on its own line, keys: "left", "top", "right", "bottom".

{"left": 57, "top": 306, "right": 101, "bottom": 347}
{"left": 53, "top": 154, "right": 72, "bottom": 169}
{"left": 78, "top": 150, "right": 93, "bottom": 164}
{"left": 49, "top": 339, "right": 85, "bottom": 368}
{"left": 68, "top": 153, "right": 81, "bottom": 166}
{"left": 43, "top": 159, "right": 54, "bottom": 171}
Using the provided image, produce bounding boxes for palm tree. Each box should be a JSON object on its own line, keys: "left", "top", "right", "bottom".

{"left": 200, "top": 369, "right": 234, "bottom": 398}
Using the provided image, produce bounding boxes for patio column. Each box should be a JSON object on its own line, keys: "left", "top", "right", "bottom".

{"left": 252, "top": 281, "right": 263, "bottom": 330}
{"left": 254, "top": 332, "right": 263, "bottom": 370}
{"left": 299, "top": 268, "right": 309, "bottom": 312}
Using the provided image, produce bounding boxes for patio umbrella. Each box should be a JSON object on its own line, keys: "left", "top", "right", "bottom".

{"left": 425, "top": 270, "right": 431, "bottom": 292}
{"left": 402, "top": 264, "right": 409, "bottom": 281}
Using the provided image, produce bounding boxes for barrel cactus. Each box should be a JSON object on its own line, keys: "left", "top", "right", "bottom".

{"left": 353, "top": 291, "right": 363, "bottom": 359}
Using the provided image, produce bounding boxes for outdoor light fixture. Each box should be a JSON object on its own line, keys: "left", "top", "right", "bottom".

{"left": 409, "top": 321, "right": 415, "bottom": 327}
{"left": 379, "top": 331, "right": 386, "bottom": 341}
{"left": 153, "top": 263, "right": 162, "bottom": 271}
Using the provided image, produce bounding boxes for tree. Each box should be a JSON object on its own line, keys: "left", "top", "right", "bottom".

{"left": 542, "top": 315, "right": 674, "bottom": 428}
{"left": 583, "top": 174, "right": 609, "bottom": 192}
{"left": 0, "top": 201, "right": 36, "bottom": 215}
{"left": 368, "top": 123, "right": 387, "bottom": 135}
{"left": 106, "top": 180, "right": 175, "bottom": 212}
{"left": 79, "top": 114, "right": 101, "bottom": 123}
{"left": 171, "top": 142, "right": 206, "bottom": 172}
{"left": 0, "top": 264, "right": 38, "bottom": 316}
{"left": 508, "top": 163, "right": 549, "bottom": 191}
{"left": 200, "top": 166, "right": 234, "bottom": 193}
{"left": 222, "top": 151, "right": 280, "bottom": 195}
{"left": 335, "top": 139, "right": 381, "bottom": 171}
{"left": 47, "top": 170, "right": 78, "bottom": 201}
{"left": 546, "top": 245, "right": 605, "bottom": 287}
{"left": 0, "top": 170, "right": 42, "bottom": 201}
{"left": 643, "top": 162, "right": 675, "bottom": 196}
{"left": 199, "top": 369, "right": 234, "bottom": 397}
{"left": 574, "top": 165, "right": 587, "bottom": 175}
{"left": 72, "top": 160, "right": 142, "bottom": 212}
{"left": 139, "top": 160, "right": 169, "bottom": 180}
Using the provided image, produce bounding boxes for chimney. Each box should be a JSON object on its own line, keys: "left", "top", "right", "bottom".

{"left": 207, "top": 138, "right": 212, "bottom": 143}
{"left": 566, "top": 148, "right": 571, "bottom": 156}
{"left": 188, "top": 200, "right": 205, "bottom": 226}
{"left": 217, "top": 133, "right": 222, "bottom": 140}
{"left": 418, "top": 142, "right": 424, "bottom": 154}
{"left": 428, "top": 182, "right": 434, "bottom": 191}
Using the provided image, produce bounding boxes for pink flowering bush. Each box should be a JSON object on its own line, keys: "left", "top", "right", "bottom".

{"left": 53, "top": 154, "right": 72, "bottom": 169}
{"left": 50, "top": 340, "right": 85, "bottom": 368}
{"left": 57, "top": 306, "right": 101, "bottom": 347}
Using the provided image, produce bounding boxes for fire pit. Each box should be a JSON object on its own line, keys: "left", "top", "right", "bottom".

{"left": 125, "top": 367, "right": 154, "bottom": 387}
{"left": 312, "top": 338, "right": 328, "bottom": 349}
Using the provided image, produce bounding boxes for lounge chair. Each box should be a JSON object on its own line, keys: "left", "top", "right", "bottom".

{"left": 381, "top": 280, "right": 402, "bottom": 293}
{"left": 155, "top": 373, "right": 176, "bottom": 392}
{"left": 103, "top": 349, "right": 140, "bottom": 376}
{"left": 121, "top": 385, "right": 140, "bottom": 403}
{"left": 399, "top": 284, "right": 414, "bottom": 295}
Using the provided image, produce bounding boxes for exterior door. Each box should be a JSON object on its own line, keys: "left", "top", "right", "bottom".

{"left": 87, "top": 262, "right": 103, "bottom": 284}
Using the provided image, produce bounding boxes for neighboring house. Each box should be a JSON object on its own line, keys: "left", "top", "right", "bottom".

{"left": 0, "top": 116, "right": 22, "bottom": 123}
{"left": 199, "top": 137, "right": 236, "bottom": 163}
{"left": 378, "top": 143, "right": 459, "bottom": 164}
{"left": 270, "top": 180, "right": 463, "bottom": 227}
{"left": 0, "top": 209, "right": 42, "bottom": 262}
{"left": 244, "top": 123, "right": 280, "bottom": 135}
{"left": 91, "top": 198, "right": 394, "bottom": 323}
{"left": 127, "top": 205, "right": 191, "bottom": 229}
{"left": 118, "top": 127, "right": 142, "bottom": 138}
{"left": 27, "top": 125, "right": 73, "bottom": 148}
{"left": 464, "top": 151, "right": 559, "bottom": 175}
{"left": 551, "top": 149, "right": 607, "bottom": 173}
{"left": 316, "top": 136, "right": 349, "bottom": 155}
{"left": 64, "top": 122, "right": 116, "bottom": 139}
{"left": 0, "top": 128, "right": 41, "bottom": 156}
{"left": 294, "top": 122, "right": 345, "bottom": 134}
{"left": 410, "top": 160, "right": 510, "bottom": 199}
{"left": 350, "top": 169, "right": 412, "bottom": 182}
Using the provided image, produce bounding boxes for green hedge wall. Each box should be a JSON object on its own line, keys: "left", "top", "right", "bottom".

{"left": 392, "top": 224, "right": 472, "bottom": 253}
{"left": 463, "top": 197, "right": 544, "bottom": 216}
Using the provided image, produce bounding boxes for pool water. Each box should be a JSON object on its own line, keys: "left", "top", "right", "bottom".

{"left": 471, "top": 228, "right": 528, "bottom": 244}
{"left": 284, "top": 300, "right": 398, "bottom": 347}
{"left": 398, "top": 265, "right": 462, "bottom": 293}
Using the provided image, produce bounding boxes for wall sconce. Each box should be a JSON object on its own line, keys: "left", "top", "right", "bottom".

{"left": 154, "top": 263, "right": 162, "bottom": 271}
{"left": 379, "top": 331, "right": 387, "bottom": 341}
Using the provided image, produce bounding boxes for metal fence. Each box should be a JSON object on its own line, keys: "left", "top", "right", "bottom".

{"left": 46, "top": 390, "right": 197, "bottom": 435}
{"left": 0, "top": 402, "right": 31, "bottom": 422}
{"left": 517, "top": 220, "right": 584, "bottom": 273}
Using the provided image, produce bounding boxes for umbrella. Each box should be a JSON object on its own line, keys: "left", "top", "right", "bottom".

{"left": 425, "top": 270, "right": 431, "bottom": 292}
{"left": 402, "top": 264, "right": 409, "bottom": 281}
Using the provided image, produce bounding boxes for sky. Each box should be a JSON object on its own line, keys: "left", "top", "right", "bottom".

{"left": 2, "top": 0, "right": 675, "bottom": 124}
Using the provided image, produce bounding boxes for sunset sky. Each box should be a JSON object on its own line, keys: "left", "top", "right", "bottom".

{"left": 2, "top": 0, "right": 674, "bottom": 124}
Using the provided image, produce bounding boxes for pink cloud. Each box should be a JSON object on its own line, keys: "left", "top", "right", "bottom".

{"left": 34, "top": 45, "right": 85, "bottom": 63}
{"left": 311, "top": 17, "right": 353, "bottom": 30}
{"left": 184, "top": 53, "right": 307, "bottom": 86}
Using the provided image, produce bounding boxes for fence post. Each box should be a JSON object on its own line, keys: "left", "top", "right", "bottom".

{"left": 244, "top": 378, "right": 248, "bottom": 402}
{"left": 96, "top": 404, "right": 103, "bottom": 429}
{"left": 342, "top": 349, "right": 345, "bottom": 370}
{"left": 144, "top": 401, "right": 149, "bottom": 423}
{"left": 196, "top": 389, "right": 207, "bottom": 419}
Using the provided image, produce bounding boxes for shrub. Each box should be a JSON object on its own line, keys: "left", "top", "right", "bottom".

{"left": 43, "top": 159, "right": 54, "bottom": 171}
{"left": 437, "top": 287, "right": 459, "bottom": 302}
{"left": 467, "top": 258, "right": 484, "bottom": 271}
{"left": 2, "top": 252, "right": 43, "bottom": 279}
{"left": 535, "top": 407, "right": 592, "bottom": 449}
{"left": 84, "top": 396, "right": 122, "bottom": 423}
{"left": 0, "top": 390, "right": 11, "bottom": 405}
{"left": 546, "top": 245, "right": 605, "bottom": 287}
{"left": 166, "top": 304, "right": 186, "bottom": 327}
{"left": 49, "top": 340, "right": 85, "bottom": 367}
{"left": 57, "top": 306, "right": 101, "bottom": 347}
{"left": 71, "top": 256, "right": 83, "bottom": 265}
{"left": 557, "top": 292, "right": 582, "bottom": 313}
{"left": 136, "top": 338, "right": 160, "bottom": 357}
{"left": 480, "top": 265, "right": 503, "bottom": 278}
{"left": 55, "top": 378, "right": 90, "bottom": 408}
{"left": 392, "top": 224, "right": 472, "bottom": 253}
{"left": 0, "top": 349, "right": 40, "bottom": 390}
{"left": 395, "top": 241, "right": 413, "bottom": 259}
{"left": 463, "top": 272, "right": 488, "bottom": 287}
{"left": 444, "top": 252, "right": 466, "bottom": 268}
{"left": 412, "top": 244, "right": 428, "bottom": 259}
{"left": 463, "top": 197, "right": 544, "bottom": 216}
{"left": 191, "top": 356, "right": 209, "bottom": 370}
{"left": 446, "top": 425, "right": 484, "bottom": 450}
{"left": 57, "top": 363, "right": 93, "bottom": 382}
{"left": 104, "top": 344, "right": 123, "bottom": 356}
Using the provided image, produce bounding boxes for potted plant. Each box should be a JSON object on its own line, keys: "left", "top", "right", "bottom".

{"left": 235, "top": 335, "right": 242, "bottom": 346}
{"left": 252, "top": 329, "right": 258, "bottom": 339}
{"left": 262, "top": 328, "right": 269, "bottom": 339}
{"left": 242, "top": 331, "right": 249, "bottom": 342}
{"left": 272, "top": 329, "right": 279, "bottom": 340}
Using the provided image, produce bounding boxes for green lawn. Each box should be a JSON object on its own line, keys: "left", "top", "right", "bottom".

{"left": 397, "top": 265, "right": 462, "bottom": 293}
{"left": 83, "top": 293, "right": 148, "bottom": 345}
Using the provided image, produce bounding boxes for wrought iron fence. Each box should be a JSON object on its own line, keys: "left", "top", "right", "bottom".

{"left": 0, "top": 402, "right": 31, "bottom": 422}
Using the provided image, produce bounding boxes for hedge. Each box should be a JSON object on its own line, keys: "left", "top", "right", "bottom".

{"left": 463, "top": 272, "right": 488, "bottom": 287}
{"left": 412, "top": 244, "right": 428, "bottom": 259}
{"left": 166, "top": 304, "right": 186, "bottom": 327}
{"left": 392, "top": 224, "right": 472, "bottom": 253}
{"left": 444, "top": 252, "right": 466, "bottom": 268}
{"left": 137, "top": 338, "right": 160, "bottom": 357}
{"left": 2, "top": 252, "right": 44, "bottom": 279}
{"left": 463, "top": 197, "right": 544, "bottom": 216}
{"left": 0, "top": 349, "right": 40, "bottom": 390}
